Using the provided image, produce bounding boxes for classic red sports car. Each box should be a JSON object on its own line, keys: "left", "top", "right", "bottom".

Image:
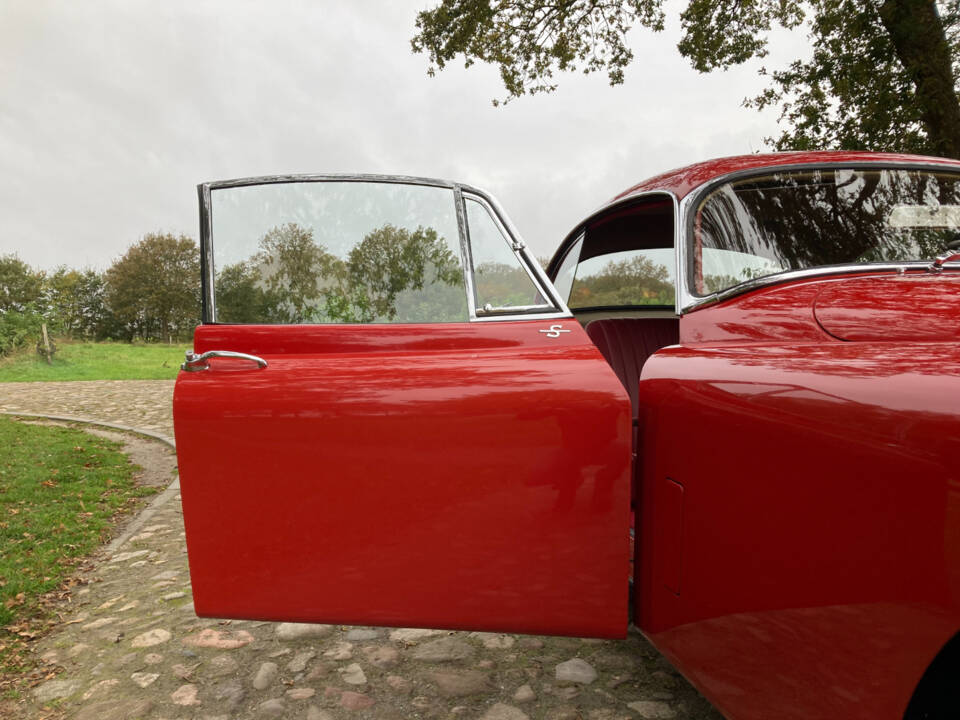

{"left": 173, "top": 152, "right": 960, "bottom": 720}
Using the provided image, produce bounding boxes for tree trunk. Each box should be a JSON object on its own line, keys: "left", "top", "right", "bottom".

{"left": 40, "top": 323, "right": 52, "bottom": 365}
{"left": 880, "top": 0, "right": 960, "bottom": 158}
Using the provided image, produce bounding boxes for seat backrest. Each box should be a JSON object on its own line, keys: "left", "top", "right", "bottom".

{"left": 585, "top": 318, "right": 680, "bottom": 417}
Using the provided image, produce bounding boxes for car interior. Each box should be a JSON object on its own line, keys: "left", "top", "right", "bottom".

{"left": 553, "top": 194, "right": 680, "bottom": 431}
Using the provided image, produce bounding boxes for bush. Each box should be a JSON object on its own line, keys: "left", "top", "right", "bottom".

{"left": 0, "top": 310, "right": 42, "bottom": 356}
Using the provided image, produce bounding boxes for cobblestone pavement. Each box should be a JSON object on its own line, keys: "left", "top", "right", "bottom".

{"left": 2, "top": 381, "right": 724, "bottom": 720}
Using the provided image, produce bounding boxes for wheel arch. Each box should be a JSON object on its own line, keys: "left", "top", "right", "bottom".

{"left": 904, "top": 631, "right": 960, "bottom": 719}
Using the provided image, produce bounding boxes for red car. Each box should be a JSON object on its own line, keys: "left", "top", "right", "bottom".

{"left": 173, "top": 152, "right": 960, "bottom": 720}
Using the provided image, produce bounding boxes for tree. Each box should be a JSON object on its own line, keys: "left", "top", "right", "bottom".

{"left": 105, "top": 233, "right": 200, "bottom": 342}
{"left": 254, "top": 223, "right": 341, "bottom": 323}
{"left": 0, "top": 254, "right": 43, "bottom": 313}
{"left": 43, "top": 268, "right": 108, "bottom": 339}
{"left": 342, "top": 224, "right": 464, "bottom": 322}
{"left": 0, "top": 254, "right": 44, "bottom": 355}
{"left": 215, "top": 261, "right": 281, "bottom": 324}
{"left": 569, "top": 254, "right": 673, "bottom": 307}
{"left": 411, "top": 0, "right": 960, "bottom": 157}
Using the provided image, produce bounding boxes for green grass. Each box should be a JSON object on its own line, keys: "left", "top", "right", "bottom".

{"left": 0, "top": 341, "right": 191, "bottom": 382}
{"left": 0, "top": 417, "right": 157, "bottom": 686}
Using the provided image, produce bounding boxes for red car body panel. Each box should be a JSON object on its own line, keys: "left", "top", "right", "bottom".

{"left": 632, "top": 275, "right": 960, "bottom": 719}
{"left": 174, "top": 152, "right": 960, "bottom": 720}
{"left": 174, "top": 320, "right": 632, "bottom": 638}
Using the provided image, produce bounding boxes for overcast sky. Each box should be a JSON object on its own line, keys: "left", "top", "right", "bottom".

{"left": 0, "top": 0, "right": 810, "bottom": 271}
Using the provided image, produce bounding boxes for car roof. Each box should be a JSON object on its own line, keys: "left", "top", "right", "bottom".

{"left": 610, "top": 150, "right": 960, "bottom": 204}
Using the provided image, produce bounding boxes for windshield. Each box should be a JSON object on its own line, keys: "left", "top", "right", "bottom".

{"left": 692, "top": 167, "right": 960, "bottom": 295}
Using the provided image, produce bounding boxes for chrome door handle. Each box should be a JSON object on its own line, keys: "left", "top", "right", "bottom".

{"left": 181, "top": 350, "right": 268, "bottom": 372}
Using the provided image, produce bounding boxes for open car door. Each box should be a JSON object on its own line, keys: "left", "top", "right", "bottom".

{"left": 173, "top": 176, "right": 631, "bottom": 638}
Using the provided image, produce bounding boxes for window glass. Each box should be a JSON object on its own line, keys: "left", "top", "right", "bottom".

{"left": 569, "top": 249, "right": 675, "bottom": 308}
{"left": 552, "top": 234, "right": 584, "bottom": 303}
{"left": 210, "top": 182, "right": 467, "bottom": 323}
{"left": 693, "top": 168, "right": 960, "bottom": 295}
{"left": 465, "top": 198, "right": 543, "bottom": 311}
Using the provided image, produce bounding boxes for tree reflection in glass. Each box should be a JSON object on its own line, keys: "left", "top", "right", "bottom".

{"left": 695, "top": 168, "right": 960, "bottom": 294}
{"left": 211, "top": 182, "right": 468, "bottom": 324}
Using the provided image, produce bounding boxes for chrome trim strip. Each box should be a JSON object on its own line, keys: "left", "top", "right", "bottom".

{"left": 198, "top": 183, "right": 215, "bottom": 323}
{"left": 201, "top": 173, "right": 456, "bottom": 192}
{"left": 477, "top": 303, "right": 555, "bottom": 315}
{"left": 453, "top": 186, "right": 477, "bottom": 321}
{"left": 678, "top": 160, "right": 960, "bottom": 314}
{"left": 471, "top": 311, "right": 572, "bottom": 323}
{"left": 680, "top": 262, "right": 960, "bottom": 313}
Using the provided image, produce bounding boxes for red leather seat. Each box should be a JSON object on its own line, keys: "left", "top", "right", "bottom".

{"left": 585, "top": 318, "right": 679, "bottom": 420}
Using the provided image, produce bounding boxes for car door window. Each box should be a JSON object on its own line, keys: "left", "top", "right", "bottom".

{"left": 210, "top": 181, "right": 468, "bottom": 324}
{"left": 464, "top": 197, "right": 549, "bottom": 315}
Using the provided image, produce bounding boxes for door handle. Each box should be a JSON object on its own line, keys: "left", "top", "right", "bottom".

{"left": 181, "top": 350, "right": 268, "bottom": 372}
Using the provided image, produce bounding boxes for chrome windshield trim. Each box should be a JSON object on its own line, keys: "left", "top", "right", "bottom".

{"left": 678, "top": 160, "right": 960, "bottom": 314}
{"left": 680, "top": 262, "right": 960, "bottom": 314}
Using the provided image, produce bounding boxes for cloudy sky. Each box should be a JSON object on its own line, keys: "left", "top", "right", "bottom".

{"left": 0, "top": 1, "right": 809, "bottom": 271}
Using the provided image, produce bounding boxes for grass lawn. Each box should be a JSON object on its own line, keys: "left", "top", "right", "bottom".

{"left": 0, "top": 341, "right": 191, "bottom": 382}
{"left": 0, "top": 417, "right": 157, "bottom": 690}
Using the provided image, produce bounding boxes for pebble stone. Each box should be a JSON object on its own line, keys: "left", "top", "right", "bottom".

{"left": 287, "top": 649, "right": 315, "bottom": 672}
{"left": 428, "top": 670, "right": 492, "bottom": 696}
{"left": 411, "top": 636, "right": 475, "bottom": 662}
{"left": 257, "top": 698, "right": 286, "bottom": 717}
{"left": 627, "top": 701, "right": 678, "bottom": 719}
{"left": 345, "top": 628, "right": 379, "bottom": 641}
{"left": 130, "top": 672, "right": 159, "bottom": 688}
{"left": 34, "top": 679, "right": 80, "bottom": 702}
{"left": 275, "top": 622, "right": 332, "bottom": 640}
{"left": 171, "top": 683, "right": 201, "bottom": 706}
{"left": 514, "top": 684, "right": 536, "bottom": 703}
{"left": 252, "top": 662, "right": 279, "bottom": 690}
{"left": 340, "top": 691, "right": 375, "bottom": 710}
{"left": 480, "top": 703, "right": 531, "bottom": 720}
{"left": 555, "top": 658, "right": 598, "bottom": 684}
{"left": 339, "top": 662, "right": 368, "bottom": 685}
{"left": 129, "top": 628, "right": 171, "bottom": 648}
{"left": 212, "top": 680, "right": 246, "bottom": 709}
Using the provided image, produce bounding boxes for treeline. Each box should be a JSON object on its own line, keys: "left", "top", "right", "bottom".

{"left": 0, "top": 233, "right": 199, "bottom": 356}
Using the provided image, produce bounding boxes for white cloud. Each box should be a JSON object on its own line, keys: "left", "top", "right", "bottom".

{"left": 0, "top": 0, "right": 810, "bottom": 270}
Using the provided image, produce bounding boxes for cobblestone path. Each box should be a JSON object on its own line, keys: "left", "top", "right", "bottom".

{"left": 2, "top": 381, "right": 723, "bottom": 720}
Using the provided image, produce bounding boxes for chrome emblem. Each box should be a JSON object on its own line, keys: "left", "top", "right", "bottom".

{"left": 539, "top": 324, "right": 571, "bottom": 338}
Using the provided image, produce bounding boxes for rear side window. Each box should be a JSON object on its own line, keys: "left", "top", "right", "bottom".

{"left": 210, "top": 181, "right": 468, "bottom": 324}
{"left": 554, "top": 196, "right": 676, "bottom": 310}
{"left": 570, "top": 249, "right": 675, "bottom": 307}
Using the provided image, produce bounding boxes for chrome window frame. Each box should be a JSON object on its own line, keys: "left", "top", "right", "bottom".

{"left": 677, "top": 161, "right": 960, "bottom": 314}
{"left": 460, "top": 191, "right": 567, "bottom": 320}
{"left": 198, "top": 173, "right": 571, "bottom": 325}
